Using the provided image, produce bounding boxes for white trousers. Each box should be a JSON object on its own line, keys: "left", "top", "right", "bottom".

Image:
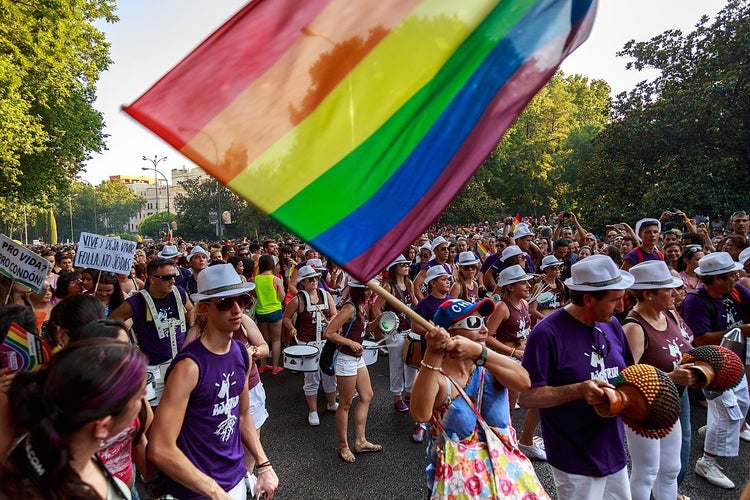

{"left": 704, "top": 374, "right": 749, "bottom": 457}
{"left": 387, "top": 330, "right": 418, "bottom": 395}
{"left": 302, "top": 367, "right": 337, "bottom": 396}
{"left": 626, "top": 420, "right": 681, "bottom": 500}
{"left": 551, "top": 465, "right": 631, "bottom": 500}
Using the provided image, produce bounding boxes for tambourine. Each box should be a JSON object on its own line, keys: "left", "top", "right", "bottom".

{"left": 379, "top": 311, "right": 399, "bottom": 335}
{"left": 681, "top": 345, "right": 744, "bottom": 392}
{"left": 593, "top": 364, "right": 681, "bottom": 439}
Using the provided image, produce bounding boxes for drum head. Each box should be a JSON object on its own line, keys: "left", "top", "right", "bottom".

{"left": 379, "top": 311, "right": 399, "bottom": 334}
{"left": 283, "top": 344, "right": 319, "bottom": 357}
{"left": 536, "top": 291, "right": 554, "bottom": 305}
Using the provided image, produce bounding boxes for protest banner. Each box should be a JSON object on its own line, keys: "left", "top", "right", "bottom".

{"left": 74, "top": 232, "right": 137, "bottom": 275}
{"left": 0, "top": 234, "right": 50, "bottom": 293}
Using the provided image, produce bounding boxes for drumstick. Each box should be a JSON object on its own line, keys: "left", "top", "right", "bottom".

{"left": 366, "top": 280, "right": 433, "bottom": 331}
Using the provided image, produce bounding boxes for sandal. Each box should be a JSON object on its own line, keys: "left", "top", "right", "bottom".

{"left": 353, "top": 441, "right": 383, "bottom": 453}
{"left": 337, "top": 445, "right": 356, "bottom": 463}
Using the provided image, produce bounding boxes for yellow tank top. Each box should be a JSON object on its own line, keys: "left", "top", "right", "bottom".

{"left": 254, "top": 274, "right": 282, "bottom": 314}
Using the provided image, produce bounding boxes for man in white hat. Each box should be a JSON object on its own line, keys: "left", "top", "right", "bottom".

{"left": 520, "top": 254, "right": 635, "bottom": 500}
{"left": 483, "top": 245, "right": 527, "bottom": 292}
{"left": 621, "top": 218, "right": 664, "bottom": 271}
{"left": 412, "top": 236, "right": 454, "bottom": 302}
{"left": 177, "top": 245, "right": 211, "bottom": 296}
{"left": 512, "top": 222, "right": 543, "bottom": 273}
{"left": 110, "top": 257, "right": 194, "bottom": 406}
{"left": 681, "top": 252, "right": 750, "bottom": 489}
{"left": 150, "top": 264, "right": 279, "bottom": 499}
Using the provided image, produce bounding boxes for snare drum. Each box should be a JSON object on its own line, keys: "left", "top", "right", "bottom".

{"left": 362, "top": 340, "right": 378, "bottom": 366}
{"left": 402, "top": 331, "right": 425, "bottom": 369}
{"left": 283, "top": 344, "right": 320, "bottom": 372}
{"left": 379, "top": 311, "right": 399, "bottom": 335}
{"left": 145, "top": 371, "right": 155, "bottom": 401}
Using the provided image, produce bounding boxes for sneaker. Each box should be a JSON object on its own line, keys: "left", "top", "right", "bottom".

{"left": 308, "top": 411, "right": 320, "bottom": 426}
{"left": 740, "top": 426, "right": 750, "bottom": 442}
{"left": 695, "top": 457, "right": 735, "bottom": 489}
{"left": 394, "top": 400, "right": 409, "bottom": 412}
{"left": 411, "top": 423, "right": 427, "bottom": 443}
{"left": 258, "top": 365, "right": 273, "bottom": 373}
{"left": 272, "top": 367, "right": 284, "bottom": 375}
{"left": 519, "top": 443, "right": 547, "bottom": 461}
{"left": 698, "top": 425, "right": 706, "bottom": 438}
{"left": 326, "top": 402, "right": 339, "bottom": 412}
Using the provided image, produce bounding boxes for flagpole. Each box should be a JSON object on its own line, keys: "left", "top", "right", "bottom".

{"left": 366, "top": 280, "right": 433, "bottom": 332}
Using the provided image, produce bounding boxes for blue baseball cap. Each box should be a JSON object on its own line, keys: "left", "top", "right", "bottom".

{"left": 433, "top": 298, "right": 495, "bottom": 328}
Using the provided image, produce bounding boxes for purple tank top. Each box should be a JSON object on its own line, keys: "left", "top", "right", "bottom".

{"left": 127, "top": 288, "right": 187, "bottom": 365}
{"left": 164, "top": 338, "right": 249, "bottom": 499}
{"left": 495, "top": 299, "right": 531, "bottom": 345}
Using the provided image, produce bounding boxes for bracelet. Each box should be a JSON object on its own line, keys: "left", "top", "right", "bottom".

{"left": 510, "top": 347, "right": 516, "bottom": 358}
{"left": 256, "top": 461, "right": 271, "bottom": 469}
{"left": 420, "top": 360, "right": 442, "bottom": 371}
{"left": 257, "top": 466, "right": 274, "bottom": 475}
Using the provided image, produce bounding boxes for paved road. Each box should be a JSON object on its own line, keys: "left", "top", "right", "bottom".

{"left": 139, "top": 353, "right": 749, "bottom": 499}
{"left": 257, "top": 353, "right": 749, "bottom": 500}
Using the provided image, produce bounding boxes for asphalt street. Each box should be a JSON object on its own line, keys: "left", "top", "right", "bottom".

{"left": 140, "top": 352, "right": 750, "bottom": 499}
{"left": 258, "top": 354, "right": 749, "bottom": 500}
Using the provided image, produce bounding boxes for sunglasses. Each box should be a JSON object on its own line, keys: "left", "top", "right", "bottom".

{"left": 211, "top": 294, "right": 253, "bottom": 311}
{"left": 153, "top": 274, "right": 180, "bottom": 281}
{"left": 592, "top": 326, "right": 610, "bottom": 358}
{"left": 461, "top": 265, "right": 478, "bottom": 271}
{"left": 397, "top": 262, "right": 410, "bottom": 268}
{"left": 450, "top": 315, "right": 486, "bottom": 331}
{"left": 305, "top": 277, "right": 319, "bottom": 283}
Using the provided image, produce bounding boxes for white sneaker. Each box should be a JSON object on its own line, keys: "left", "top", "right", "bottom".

{"left": 518, "top": 442, "right": 547, "bottom": 461}
{"left": 307, "top": 411, "right": 320, "bottom": 426}
{"left": 695, "top": 457, "right": 735, "bottom": 489}
{"left": 740, "top": 426, "right": 750, "bottom": 442}
{"left": 327, "top": 402, "right": 339, "bottom": 412}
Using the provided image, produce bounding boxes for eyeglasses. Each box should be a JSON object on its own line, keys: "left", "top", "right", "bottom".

{"left": 305, "top": 277, "right": 319, "bottom": 283}
{"left": 450, "top": 315, "right": 486, "bottom": 331}
{"left": 437, "top": 246, "right": 450, "bottom": 252}
{"left": 211, "top": 294, "right": 253, "bottom": 311}
{"left": 238, "top": 252, "right": 249, "bottom": 256}
{"left": 152, "top": 274, "right": 179, "bottom": 281}
{"left": 592, "top": 326, "right": 610, "bottom": 358}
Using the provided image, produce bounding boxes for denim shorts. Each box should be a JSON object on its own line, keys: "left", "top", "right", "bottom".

{"left": 255, "top": 309, "right": 282, "bottom": 323}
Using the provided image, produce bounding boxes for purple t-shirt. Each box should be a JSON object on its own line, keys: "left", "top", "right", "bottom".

{"left": 623, "top": 247, "right": 664, "bottom": 267}
{"left": 164, "top": 339, "right": 250, "bottom": 499}
{"left": 127, "top": 287, "right": 188, "bottom": 365}
{"left": 522, "top": 308, "right": 633, "bottom": 476}
{"left": 415, "top": 294, "right": 450, "bottom": 322}
{"left": 681, "top": 285, "right": 750, "bottom": 361}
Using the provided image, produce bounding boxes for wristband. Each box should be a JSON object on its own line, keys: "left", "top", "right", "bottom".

{"left": 510, "top": 347, "right": 516, "bottom": 358}
{"left": 256, "top": 461, "right": 271, "bottom": 469}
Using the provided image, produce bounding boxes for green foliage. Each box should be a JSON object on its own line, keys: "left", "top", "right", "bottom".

{"left": 580, "top": 0, "right": 750, "bottom": 230}
{"left": 118, "top": 233, "right": 138, "bottom": 242}
{"left": 95, "top": 180, "right": 146, "bottom": 234}
{"left": 0, "top": 0, "right": 116, "bottom": 201}
{"left": 436, "top": 178, "right": 504, "bottom": 226}
{"left": 139, "top": 212, "right": 173, "bottom": 240}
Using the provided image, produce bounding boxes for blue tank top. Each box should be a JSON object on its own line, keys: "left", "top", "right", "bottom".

{"left": 164, "top": 338, "right": 250, "bottom": 499}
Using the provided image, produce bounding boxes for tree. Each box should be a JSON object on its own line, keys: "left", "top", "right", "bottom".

{"left": 174, "top": 178, "right": 250, "bottom": 241}
{"left": 95, "top": 180, "right": 146, "bottom": 234}
{"left": 435, "top": 178, "right": 504, "bottom": 226}
{"left": 582, "top": 0, "right": 750, "bottom": 227}
{"left": 0, "top": 0, "right": 116, "bottom": 201}
{"left": 139, "top": 212, "right": 173, "bottom": 240}
{"left": 480, "top": 72, "right": 611, "bottom": 216}
{"left": 47, "top": 209, "right": 58, "bottom": 245}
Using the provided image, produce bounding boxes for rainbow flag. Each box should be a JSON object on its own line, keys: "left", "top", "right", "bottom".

{"left": 123, "top": 0, "right": 597, "bottom": 281}
{"left": 476, "top": 242, "right": 489, "bottom": 258}
{"left": 0, "top": 322, "right": 52, "bottom": 372}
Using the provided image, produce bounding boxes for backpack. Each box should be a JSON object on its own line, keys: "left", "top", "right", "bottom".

{"left": 688, "top": 287, "right": 742, "bottom": 328}
{"left": 634, "top": 247, "right": 664, "bottom": 264}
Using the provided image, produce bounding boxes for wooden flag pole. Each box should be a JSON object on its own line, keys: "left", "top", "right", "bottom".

{"left": 366, "top": 280, "right": 433, "bottom": 332}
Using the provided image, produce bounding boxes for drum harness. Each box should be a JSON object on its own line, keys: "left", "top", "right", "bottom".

{"left": 140, "top": 287, "right": 186, "bottom": 376}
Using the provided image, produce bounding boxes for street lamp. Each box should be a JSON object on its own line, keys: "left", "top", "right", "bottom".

{"left": 141, "top": 165, "right": 171, "bottom": 224}
{"left": 142, "top": 155, "right": 167, "bottom": 215}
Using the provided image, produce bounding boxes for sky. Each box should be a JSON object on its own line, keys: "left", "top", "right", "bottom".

{"left": 82, "top": 0, "right": 729, "bottom": 185}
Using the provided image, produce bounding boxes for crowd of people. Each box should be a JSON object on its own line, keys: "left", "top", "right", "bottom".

{"left": 1, "top": 208, "right": 750, "bottom": 499}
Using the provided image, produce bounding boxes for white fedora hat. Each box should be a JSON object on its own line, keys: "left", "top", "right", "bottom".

{"left": 457, "top": 251, "right": 480, "bottom": 267}
{"left": 500, "top": 245, "right": 526, "bottom": 262}
{"left": 191, "top": 263, "right": 255, "bottom": 302}
{"left": 497, "top": 265, "right": 534, "bottom": 288}
{"left": 565, "top": 254, "right": 634, "bottom": 291}
{"left": 695, "top": 252, "right": 743, "bottom": 276}
{"left": 431, "top": 236, "right": 449, "bottom": 251}
{"left": 540, "top": 255, "right": 564, "bottom": 270}
{"left": 157, "top": 244, "right": 180, "bottom": 259}
{"left": 187, "top": 246, "right": 210, "bottom": 260}
{"left": 629, "top": 261, "right": 683, "bottom": 289}
{"left": 387, "top": 254, "right": 410, "bottom": 270}
{"left": 297, "top": 265, "right": 321, "bottom": 284}
{"left": 634, "top": 218, "right": 661, "bottom": 236}
{"left": 425, "top": 265, "right": 450, "bottom": 284}
{"left": 738, "top": 247, "right": 750, "bottom": 266}
{"left": 513, "top": 222, "right": 534, "bottom": 239}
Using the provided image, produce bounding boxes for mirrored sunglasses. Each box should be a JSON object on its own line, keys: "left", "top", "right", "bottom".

{"left": 450, "top": 315, "right": 486, "bottom": 331}
{"left": 212, "top": 294, "right": 253, "bottom": 311}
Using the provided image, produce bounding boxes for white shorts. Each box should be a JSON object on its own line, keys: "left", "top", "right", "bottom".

{"left": 249, "top": 382, "right": 269, "bottom": 429}
{"left": 335, "top": 352, "right": 366, "bottom": 377}
{"left": 146, "top": 362, "right": 171, "bottom": 406}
